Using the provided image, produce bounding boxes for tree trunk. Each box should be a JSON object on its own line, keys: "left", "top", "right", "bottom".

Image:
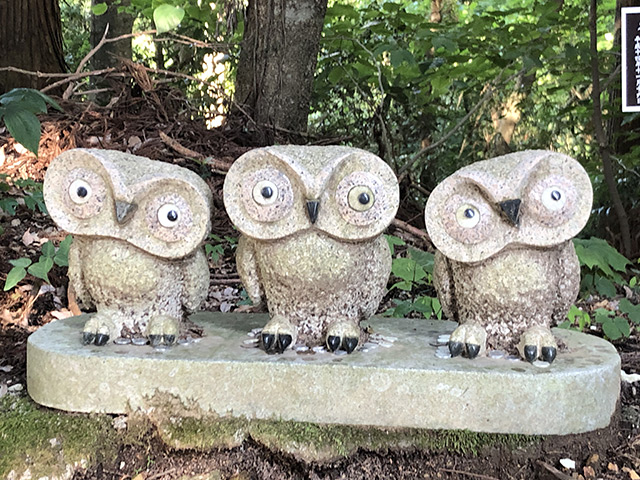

{"left": 90, "top": 0, "right": 134, "bottom": 104}
{"left": 0, "top": 0, "right": 66, "bottom": 93}
{"left": 233, "top": 0, "right": 328, "bottom": 144}
{"left": 589, "top": 0, "right": 632, "bottom": 257}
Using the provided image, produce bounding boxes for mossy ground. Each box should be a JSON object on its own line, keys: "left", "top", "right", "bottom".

{"left": 0, "top": 393, "right": 542, "bottom": 476}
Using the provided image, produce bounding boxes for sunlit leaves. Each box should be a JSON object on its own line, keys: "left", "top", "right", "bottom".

{"left": 153, "top": 4, "right": 185, "bottom": 34}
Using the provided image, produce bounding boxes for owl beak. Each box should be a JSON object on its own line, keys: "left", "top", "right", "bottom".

{"left": 115, "top": 200, "right": 137, "bottom": 225}
{"left": 306, "top": 200, "right": 320, "bottom": 224}
{"left": 498, "top": 199, "right": 522, "bottom": 227}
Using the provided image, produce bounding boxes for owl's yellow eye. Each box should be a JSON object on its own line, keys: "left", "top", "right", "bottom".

{"left": 158, "top": 203, "right": 180, "bottom": 228}
{"left": 348, "top": 186, "right": 375, "bottom": 211}
{"left": 252, "top": 180, "right": 279, "bottom": 206}
{"left": 68, "top": 179, "right": 92, "bottom": 204}
{"left": 542, "top": 186, "right": 566, "bottom": 211}
{"left": 456, "top": 204, "right": 480, "bottom": 228}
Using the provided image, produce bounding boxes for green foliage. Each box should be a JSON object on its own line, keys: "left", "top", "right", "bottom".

{"left": 204, "top": 234, "right": 237, "bottom": 264}
{"left": 3, "top": 236, "right": 72, "bottom": 291}
{"left": 0, "top": 89, "right": 62, "bottom": 156}
{"left": 384, "top": 235, "right": 441, "bottom": 319}
{"left": 61, "top": 0, "right": 92, "bottom": 71}
{"left": 0, "top": 177, "right": 47, "bottom": 236}
{"left": 573, "top": 237, "right": 630, "bottom": 297}
{"left": 153, "top": 4, "right": 185, "bottom": 34}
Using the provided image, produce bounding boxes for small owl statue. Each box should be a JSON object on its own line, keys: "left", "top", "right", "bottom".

{"left": 425, "top": 150, "right": 592, "bottom": 363}
{"left": 223, "top": 146, "right": 399, "bottom": 354}
{"left": 43, "top": 149, "right": 212, "bottom": 347}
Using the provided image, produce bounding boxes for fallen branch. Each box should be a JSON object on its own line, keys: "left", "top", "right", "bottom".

{"left": 158, "top": 131, "right": 232, "bottom": 172}
{"left": 391, "top": 218, "right": 431, "bottom": 244}
{"left": 536, "top": 461, "right": 573, "bottom": 480}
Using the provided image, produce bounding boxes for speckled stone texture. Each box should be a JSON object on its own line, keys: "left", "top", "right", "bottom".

{"left": 27, "top": 313, "right": 620, "bottom": 435}
{"left": 223, "top": 146, "right": 399, "bottom": 351}
{"left": 425, "top": 150, "right": 593, "bottom": 360}
{"left": 43, "top": 149, "right": 212, "bottom": 343}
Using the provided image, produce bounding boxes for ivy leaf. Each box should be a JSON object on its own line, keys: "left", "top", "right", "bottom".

{"left": 41, "top": 240, "right": 55, "bottom": 257}
{"left": 54, "top": 235, "right": 73, "bottom": 267}
{"left": 154, "top": 5, "right": 185, "bottom": 34}
{"left": 619, "top": 298, "right": 640, "bottom": 325}
{"left": 9, "top": 258, "right": 32, "bottom": 268}
{"left": 27, "top": 256, "right": 53, "bottom": 283}
{"left": 392, "top": 257, "right": 426, "bottom": 283}
{"left": 4, "top": 267, "right": 27, "bottom": 291}
{"left": 91, "top": 3, "right": 108, "bottom": 15}
{"left": 595, "top": 275, "right": 616, "bottom": 298}
{"left": 3, "top": 107, "right": 41, "bottom": 156}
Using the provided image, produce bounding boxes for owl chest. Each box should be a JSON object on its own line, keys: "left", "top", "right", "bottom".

{"left": 451, "top": 247, "right": 560, "bottom": 307}
{"left": 79, "top": 238, "right": 175, "bottom": 297}
{"left": 253, "top": 232, "right": 369, "bottom": 287}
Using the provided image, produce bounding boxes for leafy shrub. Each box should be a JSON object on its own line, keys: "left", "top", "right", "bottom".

{"left": 573, "top": 237, "right": 630, "bottom": 297}
{"left": 0, "top": 89, "right": 62, "bottom": 156}
{"left": 4, "top": 236, "right": 73, "bottom": 291}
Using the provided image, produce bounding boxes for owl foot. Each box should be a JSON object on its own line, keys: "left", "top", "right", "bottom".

{"left": 261, "top": 315, "right": 296, "bottom": 354}
{"left": 448, "top": 323, "right": 487, "bottom": 359}
{"left": 147, "top": 315, "right": 180, "bottom": 347}
{"left": 517, "top": 325, "right": 557, "bottom": 364}
{"left": 82, "top": 315, "right": 117, "bottom": 346}
{"left": 326, "top": 321, "right": 360, "bottom": 354}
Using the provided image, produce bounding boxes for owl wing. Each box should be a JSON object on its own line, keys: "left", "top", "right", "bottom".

{"left": 433, "top": 250, "right": 458, "bottom": 322}
{"left": 180, "top": 248, "right": 210, "bottom": 313}
{"left": 552, "top": 240, "right": 581, "bottom": 323}
{"left": 67, "top": 238, "right": 95, "bottom": 310}
{"left": 236, "top": 235, "right": 263, "bottom": 305}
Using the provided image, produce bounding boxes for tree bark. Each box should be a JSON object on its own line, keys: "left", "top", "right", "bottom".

{"left": 589, "top": 0, "right": 632, "bottom": 257}
{"left": 0, "top": 0, "right": 66, "bottom": 93}
{"left": 233, "top": 0, "right": 328, "bottom": 144}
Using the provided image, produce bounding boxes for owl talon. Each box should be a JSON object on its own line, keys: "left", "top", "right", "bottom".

{"left": 542, "top": 346, "right": 556, "bottom": 363}
{"left": 260, "top": 315, "right": 296, "bottom": 354}
{"left": 82, "top": 332, "right": 96, "bottom": 345}
{"left": 466, "top": 343, "right": 480, "bottom": 359}
{"left": 327, "top": 336, "right": 341, "bottom": 352}
{"left": 449, "top": 341, "right": 463, "bottom": 357}
{"left": 343, "top": 337, "right": 358, "bottom": 354}
{"left": 278, "top": 334, "right": 292, "bottom": 353}
{"left": 524, "top": 345, "right": 537, "bottom": 363}
{"left": 82, "top": 315, "right": 116, "bottom": 347}
{"left": 146, "top": 315, "right": 180, "bottom": 348}
{"left": 262, "top": 333, "right": 276, "bottom": 352}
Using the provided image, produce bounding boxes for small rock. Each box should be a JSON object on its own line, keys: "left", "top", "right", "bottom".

{"left": 131, "top": 337, "right": 148, "bottom": 346}
{"left": 243, "top": 338, "right": 258, "bottom": 345}
{"left": 312, "top": 346, "right": 326, "bottom": 353}
{"left": 437, "top": 334, "right": 450, "bottom": 345}
{"left": 49, "top": 437, "right": 60, "bottom": 448}
{"left": 7, "top": 384, "right": 23, "bottom": 392}
{"left": 435, "top": 346, "right": 451, "bottom": 359}
{"left": 112, "top": 415, "right": 127, "bottom": 430}
{"left": 114, "top": 337, "right": 131, "bottom": 345}
{"left": 0, "top": 365, "right": 13, "bottom": 372}
{"left": 608, "top": 462, "right": 619, "bottom": 472}
{"left": 488, "top": 350, "right": 506, "bottom": 359}
{"left": 378, "top": 341, "right": 393, "bottom": 348}
{"left": 10, "top": 218, "right": 20, "bottom": 227}
{"left": 560, "top": 458, "right": 575, "bottom": 470}
{"left": 294, "top": 345, "right": 309, "bottom": 353}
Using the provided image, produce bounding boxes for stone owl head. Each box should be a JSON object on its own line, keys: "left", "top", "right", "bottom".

{"left": 43, "top": 149, "right": 212, "bottom": 258}
{"left": 223, "top": 145, "right": 399, "bottom": 241}
{"left": 425, "top": 150, "right": 593, "bottom": 263}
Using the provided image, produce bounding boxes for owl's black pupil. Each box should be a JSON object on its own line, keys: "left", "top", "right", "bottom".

{"left": 77, "top": 186, "right": 88, "bottom": 198}
{"left": 464, "top": 208, "right": 475, "bottom": 219}
{"left": 167, "top": 210, "right": 178, "bottom": 222}
{"left": 551, "top": 190, "right": 561, "bottom": 201}
{"left": 358, "top": 192, "right": 370, "bottom": 205}
{"left": 261, "top": 186, "right": 273, "bottom": 198}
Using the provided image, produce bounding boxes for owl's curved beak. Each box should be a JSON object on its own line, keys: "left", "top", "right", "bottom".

{"left": 306, "top": 200, "right": 320, "bottom": 224}
{"left": 498, "top": 199, "right": 522, "bottom": 227}
{"left": 115, "top": 200, "right": 137, "bottom": 225}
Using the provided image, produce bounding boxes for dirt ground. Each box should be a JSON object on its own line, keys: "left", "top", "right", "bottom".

{"left": 1, "top": 83, "right": 640, "bottom": 480}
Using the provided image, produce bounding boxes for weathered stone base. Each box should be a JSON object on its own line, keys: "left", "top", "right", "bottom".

{"left": 27, "top": 313, "right": 620, "bottom": 435}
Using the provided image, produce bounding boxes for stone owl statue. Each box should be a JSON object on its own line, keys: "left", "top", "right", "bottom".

{"left": 43, "top": 149, "right": 212, "bottom": 347}
{"left": 425, "top": 150, "right": 592, "bottom": 363}
{"left": 223, "top": 146, "right": 399, "bottom": 354}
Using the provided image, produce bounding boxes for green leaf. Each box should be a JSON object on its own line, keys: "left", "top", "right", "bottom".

{"left": 54, "top": 235, "right": 73, "bottom": 267}
{"left": 91, "top": 3, "right": 108, "bottom": 15}
{"left": 385, "top": 234, "right": 405, "bottom": 254}
{"left": 392, "top": 257, "right": 426, "bottom": 283}
{"left": 601, "top": 318, "right": 623, "bottom": 341}
{"left": 9, "top": 258, "right": 31, "bottom": 268}
{"left": 0, "top": 197, "right": 18, "bottom": 215}
{"left": 614, "top": 316, "right": 631, "bottom": 338}
{"left": 595, "top": 275, "right": 616, "bottom": 297}
{"left": 4, "top": 267, "right": 27, "bottom": 291}
{"left": 391, "top": 280, "right": 413, "bottom": 291}
{"left": 408, "top": 248, "right": 434, "bottom": 273}
{"left": 41, "top": 240, "right": 55, "bottom": 257}
{"left": 619, "top": 298, "right": 640, "bottom": 324}
{"left": 3, "top": 107, "right": 41, "bottom": 155}
{"left": 27, "top": 256, "right": 53, "bottom": 283}
{"left": 153, "top": 5, "right": 185, "bottom": 34}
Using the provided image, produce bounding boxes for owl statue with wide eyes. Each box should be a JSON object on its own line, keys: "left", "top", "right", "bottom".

{"left": 223, "top": 146, "right": 399, "bottom": 354}
{"left": 44, "top": 149, "right": 212, "bottom": 347}
{"left": 425, "top": 150, "right": 592, "bottom": 363}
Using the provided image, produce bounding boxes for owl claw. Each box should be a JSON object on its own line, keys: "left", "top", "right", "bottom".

{"left": 146, "top": 316, "right": 180, "bottom": 347}
{"left": 82, "top": 315, "right": 116, "bottom": 346}
{"left": 466, "top": 343, "right": 480, "bottom": 359}
{"left": 261, "top": 316, "right": 296, "bottom": 354}
{"left": 517, "top": 325, "right": 557, "bottom": 363}
{"left": 149, "top": 334, "right": 176, "bottom": 347}
{"left": 343, "top": 337, "right": 358, "bottom": 354}
{"left": 448, "top": 324, "right": 487, "bottom": 359}
{"left": 327, "top": 336, "right": 341, "bottom": 352}
{"left": 326, "top": 321, "right": 360, "bottom": 354}
{"left": 449, "top": 341, "right": 463, "bottom": 357}
{"left": 82, "top": 332, "right": 96, "bottom": 345}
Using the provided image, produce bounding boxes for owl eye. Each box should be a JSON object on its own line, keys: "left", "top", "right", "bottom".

{"left": 68, "top": 179, "right": 92, "bottom": 204}
{"left": 157, "top": 203, "right": 180, "bottom": 228}
{"left": 252, "top": 180, "right": 279, "bottom": 206}
{"left": 542, "top": 187, "right": 566, "bottom": 211}
{"left": 456, "top": 204, "right": 480, "bottom": 228}
{"left": 348, "top": 186, "right": 375, "bottom": 212}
